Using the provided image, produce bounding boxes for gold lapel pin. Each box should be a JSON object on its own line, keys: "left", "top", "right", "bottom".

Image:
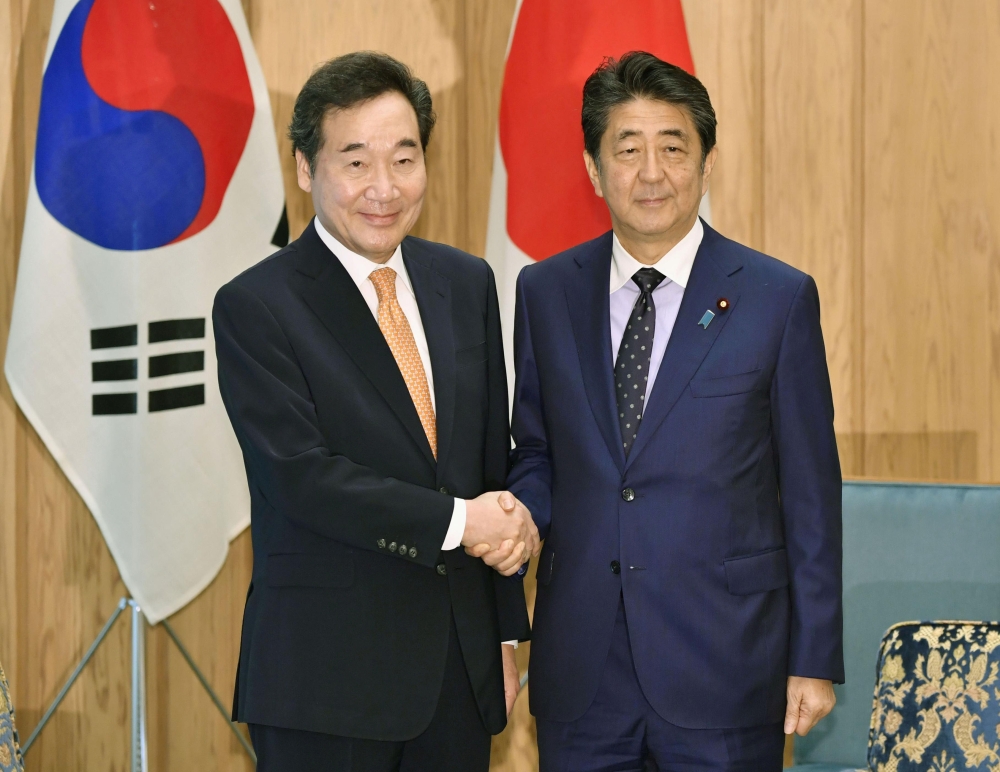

{"left": 717, "top": 297, "right": 730, "bottom": 311}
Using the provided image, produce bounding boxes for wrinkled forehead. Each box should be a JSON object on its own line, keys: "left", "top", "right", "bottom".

{"left": 320, "top": 92, "right": 421, "bottom": 152}
{"left": 603, "top": 97, "right": 699, "bottom": 146}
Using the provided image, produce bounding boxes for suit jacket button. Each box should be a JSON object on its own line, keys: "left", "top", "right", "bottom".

{"left": 399, "top": 544, "right": 407, "bottom": 555}
{"left": 610, "top": 560, "right": 621, "bottom": 574}
{"left": 389, "top": 542, "right": 397, "bottom": 552}
{"left": 436, "top": 563, "right": 447, "bottom": 576}
{"left": 439, "top": 487, "right": 450, "bottom": 495}
{"left": 409, "top": 547, "right": 418, "bottom": 558}
{"left": 622, "top": 488, "right": 635, "bottom": 502}
{"left": 377, "top": 539, "right": 386, "bottom": 549}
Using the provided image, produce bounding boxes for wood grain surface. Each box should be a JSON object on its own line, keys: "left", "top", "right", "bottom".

{"left": 2, "top": 0, "right": 1000, "bottom": 769}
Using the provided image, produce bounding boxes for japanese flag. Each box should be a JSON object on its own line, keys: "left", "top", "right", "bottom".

{"left": 485, "top": 0, "right": 710, "bottom": 388}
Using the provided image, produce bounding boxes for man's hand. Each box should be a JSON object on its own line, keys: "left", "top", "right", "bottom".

{"left": 464, "top": 493, "right": 540, "bottom": 575}
{"left": 784, "top": 676, "right": 836, "bottom": 736}
{"left": 462, "top": 492, "right": 540, "bottom": 576}
{"left": 502, "top": 643, "right": 520, "bottom": 717}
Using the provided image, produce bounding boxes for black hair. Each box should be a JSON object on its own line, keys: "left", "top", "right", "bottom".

{"left": 582, "top": 51, "right": 716, "bottom": 168}
{"left": 289, "top": 51, "right": 436, "bottom": 174}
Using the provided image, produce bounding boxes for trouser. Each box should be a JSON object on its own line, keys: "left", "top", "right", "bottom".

{"left": 536, "top": 597, "right": 785, "bottom": 772}
{"left": 249, "top": 614, "right": 491, "bottom": 772}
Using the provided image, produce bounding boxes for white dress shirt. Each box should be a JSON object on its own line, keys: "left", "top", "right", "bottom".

{"left": 609, "top": 218, "right": 704, "bottom": 408}
{"left": 314, "top": 218, "right": 467, "bottom": 551}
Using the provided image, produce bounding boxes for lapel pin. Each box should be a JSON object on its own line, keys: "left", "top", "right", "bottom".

{"left": 717, "top": 297, "right": 730, "bottom": 311}
{"left": 698, "top": 310, "right": 716, "bottom": 329}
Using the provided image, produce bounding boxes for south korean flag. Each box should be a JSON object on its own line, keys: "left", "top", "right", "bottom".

{"left": 4, "top": 0, "right": 285, "bottom": 622}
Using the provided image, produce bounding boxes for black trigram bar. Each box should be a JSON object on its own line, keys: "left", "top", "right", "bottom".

{"left": 93, "top": 393, "right": 137, "bottom": 415}
{"left": 149, "top": 318, "right": 205, "bottom": 343}
{"left": 92, "top": 359, "right": 137, "bottom": 382}
{"left": 91, "top": 325, "right": 138, "bottom": 349}
{"left": 149, "top": 384, "right": 204, "bottom": 412}
{"left": 148, "top": 351, "right": 204, "bottom": 378}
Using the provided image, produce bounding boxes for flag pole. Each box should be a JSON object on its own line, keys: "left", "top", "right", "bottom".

{"left": 20, "top": 597, "right": 254, "bottom": 765}
{"left": 130, "top": 600, "right": 149, "bottom": 772}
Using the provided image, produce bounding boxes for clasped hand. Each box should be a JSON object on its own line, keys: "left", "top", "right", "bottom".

{"left": 461, "top": 491, "right": 540, "bottom": 576}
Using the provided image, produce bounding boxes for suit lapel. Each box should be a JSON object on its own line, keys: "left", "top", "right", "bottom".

{"left": 565, "top": 233, "right": 626, "bottom": 472}
{"left": 295, "top": 223, "right": 436, "bottom": 468}
{"left": 625, "top": 225, "right": 744, "bottom": 468}
{"left": 402, "top": 239, "right": 456, "bottom": 476}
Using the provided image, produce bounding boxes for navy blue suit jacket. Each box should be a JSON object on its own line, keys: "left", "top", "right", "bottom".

{"left": 214, "top": 223, "right": 530, "bottom": 740}
{"left": 508, "top": 223, "right": 844, "bottom": 729}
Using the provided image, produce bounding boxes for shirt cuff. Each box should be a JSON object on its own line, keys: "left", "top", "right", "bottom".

{"left": 502, "top": 640, "right": 518, "bottom": 648}
{"left": 441, "top": 497, "right": 467, "bottom": 551}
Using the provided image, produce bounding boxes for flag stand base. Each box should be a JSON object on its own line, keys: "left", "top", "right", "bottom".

{"left": 19, "top": 596, "right": 255, "bottom": 768}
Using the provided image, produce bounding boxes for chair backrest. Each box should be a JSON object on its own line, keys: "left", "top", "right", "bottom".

{"left": 868, "top": 621, "right": 1000, "bottom": 772}
{"left": 0, "top": 660, "right": 23, "bottom": 772}
{"left": 795, "top": 482, "right": 1000, "bottom": 767}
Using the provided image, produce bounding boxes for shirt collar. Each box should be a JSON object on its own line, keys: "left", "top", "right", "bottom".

{"left": 314, "top": 216, "right": 413, "bottom": 298}
{"left": 609, "top": 217, "right": 704, "bottom": 294}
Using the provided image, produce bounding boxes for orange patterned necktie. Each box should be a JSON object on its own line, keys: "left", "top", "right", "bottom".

{"left": 369, "top": 267, "right": 437, "bottom": 459}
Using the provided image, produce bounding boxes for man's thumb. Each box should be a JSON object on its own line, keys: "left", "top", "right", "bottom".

{"left": 784, "top": 693, "right": 801, "bottom": 735}
{"left": 498, "top": 491, "right": 516, "bottom": 511}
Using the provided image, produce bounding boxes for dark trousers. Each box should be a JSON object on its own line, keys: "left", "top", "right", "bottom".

{"left": 536, "top": 598, "right": 785, "bottom": 772}
{"left": 249, "top": 615, "right": 491, "bottom": 772}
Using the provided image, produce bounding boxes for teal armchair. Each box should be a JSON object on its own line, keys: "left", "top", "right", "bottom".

{"left": 790, "top": 482, "right": 1000, "bottom": 771}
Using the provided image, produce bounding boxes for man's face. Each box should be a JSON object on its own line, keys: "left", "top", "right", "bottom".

{"left": 584, "top": 97, "right": 716, "bottom": 250}
{"left": 296, "top": 91, "right": 427, "bottom": 263}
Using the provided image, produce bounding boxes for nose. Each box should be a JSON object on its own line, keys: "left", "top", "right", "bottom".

{"left": 365, "top": 161, "right": 397, "bottom": 203}
{"left": 638, "top": 150, "right": 665, "bottom": 184}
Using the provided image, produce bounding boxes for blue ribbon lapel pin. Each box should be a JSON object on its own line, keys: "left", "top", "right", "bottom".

{"left": 698, "top": 310, "right": 716, "bottom": 329}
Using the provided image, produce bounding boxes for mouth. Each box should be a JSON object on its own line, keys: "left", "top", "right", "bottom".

{"left": 358, "top": 211, "right": 402, "bottom": 226}
{"left": 636, "top": 197, "right": 668, "bottom": 207}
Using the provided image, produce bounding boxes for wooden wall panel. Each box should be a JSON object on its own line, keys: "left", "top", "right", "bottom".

{"left": 0, "top": 0, "right": 23, "bottom": 713}
{"left": 862, "top": 0, "right": 1000, "bottom": 482}
{"left": 684, "top": 0, "right": 764, "bottom": 252}
{"left": 3, "top": 1, "right": 1000, "bottom": 770}
{"left": 761, "top": 0, "right": 865, "bottom": 469}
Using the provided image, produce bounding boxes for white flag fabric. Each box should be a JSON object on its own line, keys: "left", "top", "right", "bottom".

{"left": 485, "top": 0, "right": 711, "bottom": 390}
{"left": 4, "top": 0, "right": 284, "bottom": 622}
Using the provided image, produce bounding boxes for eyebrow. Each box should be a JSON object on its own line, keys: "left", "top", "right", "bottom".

{"left": 614, "top": 128, "right": 688, "bottom": 142}
{"left": 337, "top": 138, "right": 420, "bottom": 153}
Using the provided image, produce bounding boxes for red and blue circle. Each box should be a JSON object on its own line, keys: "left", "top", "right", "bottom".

{"left": 35, "top": 0, "right": 255, "bottom": 251}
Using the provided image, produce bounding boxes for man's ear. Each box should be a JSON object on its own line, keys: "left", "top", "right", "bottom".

{"left": 583, "top": 151, "right": 605, "bottom": 199}
{"left": 700, "top": 145, "right": 719, "bottom": 193}
{"left": 295, "top": 149, "right": 313, "bottom": 193}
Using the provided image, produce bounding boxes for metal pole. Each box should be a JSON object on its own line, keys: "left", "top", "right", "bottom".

{"left": 129, "top": 600, "right": 148, "bottom": 772}
{"left": 160, "top": 619, "right": 257, "bottom": 763}
{"left": 21, "top": 597, "right": 128, "bottom": 755}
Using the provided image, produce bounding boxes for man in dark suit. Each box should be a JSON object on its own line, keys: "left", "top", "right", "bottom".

{"left": 504, "top": 52, "right": 844, "bottom": 770}
{"left": 213, "top": 52, "right": 537, "bottom": 772}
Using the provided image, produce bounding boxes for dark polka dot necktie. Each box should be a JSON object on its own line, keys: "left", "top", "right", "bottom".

{"left": 615, "top": 267, "right": 666, "bottom": 456}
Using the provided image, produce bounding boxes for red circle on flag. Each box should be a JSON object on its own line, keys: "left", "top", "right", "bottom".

{"left": 499, "top": 0, "right": 696, "bottom": 261}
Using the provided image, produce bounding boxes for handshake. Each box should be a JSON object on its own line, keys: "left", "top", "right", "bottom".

{"left": 461, "top": 491, "right": 541, "bottom": 576}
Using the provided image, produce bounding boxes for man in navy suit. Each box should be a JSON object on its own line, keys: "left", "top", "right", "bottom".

{"left": 504, "top": 52, "right": 844, "bottom": 770}
{"left": 214, "top": 52, "right": 538, "bottom": 771}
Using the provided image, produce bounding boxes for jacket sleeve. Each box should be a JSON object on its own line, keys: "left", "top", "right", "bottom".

{"left": 481, "top": 262, "right": 531, "bottom": 642}
{"left": 213, "top": 280, "right": 453, "bottom": 569}
{"left": 507, "top": 266, "right": 553, "bottom": 539}
{"left": 771, "top": 275, "right": 845, "bottom": 683}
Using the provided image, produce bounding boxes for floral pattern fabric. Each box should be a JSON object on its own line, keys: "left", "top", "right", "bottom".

{"left": 869, "top": 621, "right": 1000, "bottom": 772}
{"left": 0, "top": 661, "right": 22, "bottom": 772}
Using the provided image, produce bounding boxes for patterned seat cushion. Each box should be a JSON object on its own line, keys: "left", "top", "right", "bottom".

{"left": 0, "top": 661, "right": 23, "bottom": 772}
{"left": 869, "top": 622, "right": 1000, "bottom": 772}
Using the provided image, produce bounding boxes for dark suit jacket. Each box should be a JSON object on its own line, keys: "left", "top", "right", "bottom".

{"left": 508, "top": 222, "right": 844, "bottom": 729}
{"left": 213, "top": 221, "right": 530, "bottom": 741}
